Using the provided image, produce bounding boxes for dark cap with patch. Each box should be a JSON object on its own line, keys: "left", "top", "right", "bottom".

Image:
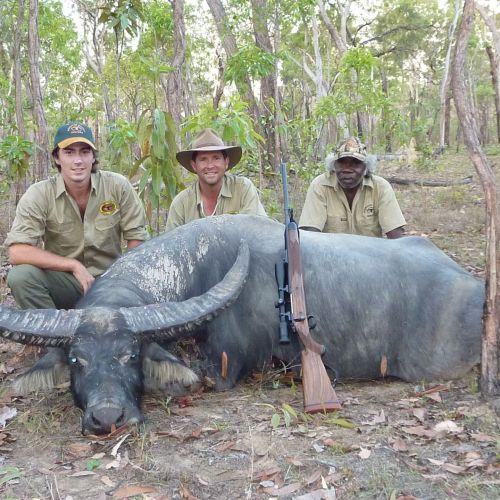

{"left": 53, "top": 122, "right": 96, "bottom": 150}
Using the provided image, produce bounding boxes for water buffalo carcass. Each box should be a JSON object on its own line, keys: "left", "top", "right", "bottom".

{"left": 0, "top": 215, "right": 484, "bottom": 434}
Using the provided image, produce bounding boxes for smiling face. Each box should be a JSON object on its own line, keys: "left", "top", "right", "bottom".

{"left": 53, "top": 142, "right": 96, "bottom": 187}
{"left": 335, "top": 157, "right": 367, "bottom": 191}
{"left": 190, "top": 150, "right": 229, "bottom": 190}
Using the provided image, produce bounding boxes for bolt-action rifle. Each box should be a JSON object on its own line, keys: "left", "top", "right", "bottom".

{"left": 275, "top": 162, "right": 342, "bottom": 413}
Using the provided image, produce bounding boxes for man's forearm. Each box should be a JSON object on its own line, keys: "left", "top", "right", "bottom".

{"left": 126, "top": 239, "right": 144, "bottom": 250}
{"left": 8, "top": 244, "right": 81, "bottom": 273}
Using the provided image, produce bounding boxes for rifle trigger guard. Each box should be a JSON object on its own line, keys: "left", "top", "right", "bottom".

{"left": 307, "top": 315, "right": 317, "bottom": 330}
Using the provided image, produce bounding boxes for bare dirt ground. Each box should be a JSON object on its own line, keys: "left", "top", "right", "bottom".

{"left": 0, "top": 149, "right": 498, "bottom": 499}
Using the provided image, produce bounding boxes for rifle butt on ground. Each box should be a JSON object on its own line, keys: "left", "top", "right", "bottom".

{"left": 301, "top": 349, "right": 342, "bottom": 413}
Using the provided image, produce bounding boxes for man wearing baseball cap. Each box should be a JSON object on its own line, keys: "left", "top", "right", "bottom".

{"left": 5, "top": 121, "right": 148, "bottom": 311}
{"left": 165, "top": 128, "right": 266, "bottom": 232}
{"left": 299, "top": 137, "right": 406, "bottom": 238}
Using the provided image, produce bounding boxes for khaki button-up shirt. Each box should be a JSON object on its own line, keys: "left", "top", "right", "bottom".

{"left": 5, "top": 170, "right": 147, "bottom": 276}
{"left": 299, "top": 172, "right": 406, "bottom": 237}
{"left": 165, "top": 173, "right": 267, "bottom": 232}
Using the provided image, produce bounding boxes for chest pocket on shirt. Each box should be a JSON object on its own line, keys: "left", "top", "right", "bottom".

{"left": 45, "top": 220, "right": 76, "bottom": 251}
{"left": 325, "top": 214, "right": 349, "bottom": 233}
{"left": 95, "top": 213, "right": 120, "bottom": 231}
{"left": 95, "top": 213, "right": 121, "bottom": 253}
{"left": 358, "top": 204, "right": 381, "bottom": 236}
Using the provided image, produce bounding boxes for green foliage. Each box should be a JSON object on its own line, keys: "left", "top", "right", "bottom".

{"left": 271, "top": 403, "right": 298, "bottom": 429}
{"left": 106, "top": 119, "right": 138, "bottom": 172}
{"left": 182, "top": 97, "right": 264, "bottom": 167}
{"left": 86, "top": 459, "right": 100, "bottom": 471}
{"left": 134, "top": 109, "right": 181, "bottom": 229}
{"left": 314, "top": 47, "right": 387, "bottom": 126}
{"left": 326, "top": 416, "right": 355, "bottom": 429}
{"left": 0, "top": 135, "right": 34, "bottom": 180}
{"left": 0, "top": 466, "right": 22, "bottom": 486}
{"left": 99, "top": 0, "right": 144, "bottom": 38}
{"left": 225, "top": 45, "right": 276, "bottom": 84}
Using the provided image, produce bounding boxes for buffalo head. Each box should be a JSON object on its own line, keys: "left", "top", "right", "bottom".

{"left": 0, "top": 241, "right": 249, "bottom": 434}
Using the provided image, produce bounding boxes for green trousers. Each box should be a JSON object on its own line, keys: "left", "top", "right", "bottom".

{"left": 7, "top": 264, "right": 83, "bottom": 309}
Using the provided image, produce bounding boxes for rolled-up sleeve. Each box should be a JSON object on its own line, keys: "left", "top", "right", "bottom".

{"left": 240, "top": 179, "right": 267, "bottom": 216}
{"left": 118, "top": 179, "right": 148, "bottom": 241}
{"left": 298, "top": 178, "right": 327, "bottom": 231}
{"left": 377, "top": 179, "right": 406, "bottom": 235}
{"left": 4, "top": 185, "right": 47, "bottom": 247}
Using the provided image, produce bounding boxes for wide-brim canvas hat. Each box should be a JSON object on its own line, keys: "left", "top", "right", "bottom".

{"left": 53, "top": 122, "right": 96, "bottom": 150}
{"left": 176, "top": 128, "right": 242, "bottom": 173}
{"left": 334, "top": 137, "right": 367, "bottom": 163}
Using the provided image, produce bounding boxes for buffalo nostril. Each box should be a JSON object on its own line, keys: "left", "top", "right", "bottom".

{"left": 115, "top": 411, "right": 126, "bottom": 426}
{"left": 91, "top": 414, "right": 103, "bottom": 428}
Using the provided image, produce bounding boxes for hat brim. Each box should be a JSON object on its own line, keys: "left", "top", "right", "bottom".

{"left": 176, "top": 146, "right": 242, "bottom": 173}
{"left": 336, "top": 151, "right": 366, "bottom": 162}
{"left": 57, "top": 137, "right": 96, "bottom": 150}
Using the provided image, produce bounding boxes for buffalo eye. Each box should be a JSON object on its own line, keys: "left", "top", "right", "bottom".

{"left": 68, "top": 356, "right": 88, "bottom": 367}
{"left": 119, "top": 353, "right": 138, "bottom": 365}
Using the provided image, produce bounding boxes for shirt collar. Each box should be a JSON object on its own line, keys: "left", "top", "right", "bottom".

{"left": 55, "top": 171, "right": 98, "bottom": 198}
{"left": 195, "top": 174, "right": 232, "bottom": 206}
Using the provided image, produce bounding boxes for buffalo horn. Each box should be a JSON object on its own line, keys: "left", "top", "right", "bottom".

{"left": 121, "top": 240, "right": 250, "bottom": 341}
{"left": 0, "top": 307, "right": 84, "bottom": 347}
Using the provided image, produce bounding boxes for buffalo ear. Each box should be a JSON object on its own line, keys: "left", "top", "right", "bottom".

{"left": 141, "top": 342, "right": 200, "bottom": 395}
{"left": 12, "top": 348, "right": 70, "bottom": 395}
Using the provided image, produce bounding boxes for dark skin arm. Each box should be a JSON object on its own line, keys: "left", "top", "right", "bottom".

{"left": 385, "top": 226, "right": 405, "bottom": 239}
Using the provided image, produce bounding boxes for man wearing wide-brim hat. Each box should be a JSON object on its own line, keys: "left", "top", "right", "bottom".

{"left": 165, "top": 128, "right": 266, "bottom": 232}
{"left": 299, "top": 137, "right": 406, "bottom": 238}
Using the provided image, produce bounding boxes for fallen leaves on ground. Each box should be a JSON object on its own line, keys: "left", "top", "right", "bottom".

{"left": 112, "top": 484, "right": 157, "bottom": 499}
{"left": 0, "top": 406, "right": 17, "bottom": 428}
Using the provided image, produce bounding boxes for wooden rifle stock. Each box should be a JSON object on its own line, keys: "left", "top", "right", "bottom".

{"left": 287, "top": 222, "right": 342, "bottom": 412}
{"left": 278, "top": 161, "right": 341, "bottom": 413}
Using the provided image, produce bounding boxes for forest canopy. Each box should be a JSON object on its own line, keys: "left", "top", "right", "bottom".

{"left": 0, "top": 0, "right": 499, "bottom": 210}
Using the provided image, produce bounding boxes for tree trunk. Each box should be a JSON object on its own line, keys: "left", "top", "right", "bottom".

{"left": 438, "top": 0, "right": 461, "bottom": 152}
{"left": 317, "top": 0, "right": 354, "bottom": 139}
{"left": 14, "top": 0, "right": 26, "bottom": 138}
{"left": 452, "top": 0, "right": 499, "bottom": 397}
{"left": 444, "top": 91, "right": 451, "bottom": 146}
{"left": 486, "top": 45, "right": 500, "bottom": 144}
{"left": 250, "top": 0, "right": 277, "bottom": 168}
{"left": 28, "top": 0, "right": 50, "bottom": 181}
{"left": 380, "top": 67, "right": 392, "bottom": 153}
{"left": 205, "top": 0, "right": 258, "bottom": 121}
{"left": 160, "top": 0, "right": 186, "bottom": 144}
{"left": 76, "top": 0, "right": 114, "bottom": 122}
{"left": 11, "top": 0, "right": 27, "bottom": 202}
{"left": 475, "top": 3, "right": 500, "bottom": 143}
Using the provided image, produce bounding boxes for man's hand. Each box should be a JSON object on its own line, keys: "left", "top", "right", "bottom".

{"left": 71, "top": 261, "right": 95, "bottom": 294}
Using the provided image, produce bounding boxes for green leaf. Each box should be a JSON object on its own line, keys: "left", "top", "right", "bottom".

{"left": 271, "top": 413, "right": 281, "bottom": 429}
{"left": 86, "top": 459, "right": 100, "bottom": 471}
{"left": 326, "top": 417, "right": 355, "bottom": 429}
{"left": 0, "top": 466, "right": 22, "bottom": 486}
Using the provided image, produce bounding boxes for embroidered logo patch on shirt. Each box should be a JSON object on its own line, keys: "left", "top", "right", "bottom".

{"left": 364, "top": 204, "right": 374, "bottom": 216}
{"left": 99, "top": 200, "right": 118, "bottom": 215}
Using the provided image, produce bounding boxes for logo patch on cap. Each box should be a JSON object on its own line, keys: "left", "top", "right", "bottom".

{"left": 67, "top": 123, "right": 86, "bottom": 135}
{"left": 99, "top": 200, "right": 118, "bottom": 215}
{"left": 343, "top": 138, "right": 360, "bottom": 152}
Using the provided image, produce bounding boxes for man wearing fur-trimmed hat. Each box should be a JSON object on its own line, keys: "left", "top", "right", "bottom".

{"left": 5, "top": 121, "right": 147, "bottom": 311}
{"left": 299, "top": 137, "right": 405, "bottom": 238}
{"left": 165, "top": 128, "right": 266, "bottom": 232}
